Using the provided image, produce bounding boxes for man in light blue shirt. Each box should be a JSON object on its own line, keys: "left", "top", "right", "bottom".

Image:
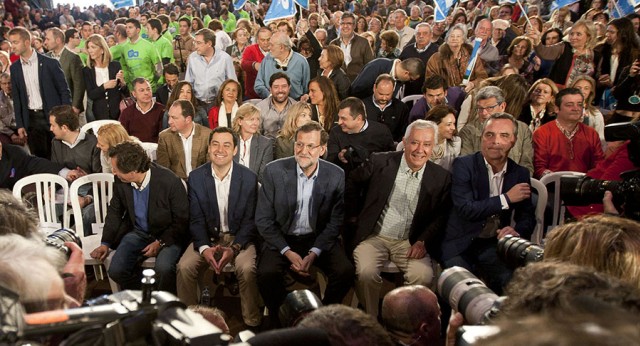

{"left": 185, "top": 28, "right": 237, "bottom": 112}
{"left": 254, "top": 32, "right": 310, "bottom": 100}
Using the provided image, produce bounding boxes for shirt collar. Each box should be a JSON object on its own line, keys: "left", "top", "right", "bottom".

{"left": 484, "top": 157, "right": 507, "bottom": 175}
{"left": 389, "top": 59, "right": 401, "bottom": 80}
{"left": 400, "top": 153, "right": 425, "bottom": 179}
{"left": 131, "top": 169, "right": 151, "bottom": 191}
{"left": 62, "top": 131, "right": 86, "bottom": 148}
{"left": 274, "top": 49, "right": 293, "bottom": 66}
{"left": 373, "top": 97, "right": 393, "bottom": 110}
{"left": 136, "top": 100, "right": 156, "bottom": 114}
{"left": 21, "top": 49, "right": 38, "bottom": 65}
{"left": 179, "top": 123, "right": 195, "bottom": 140}
{"left": 296, "top": 161, "right": 319, "bottom": 180}
{"left": 212, "top": 163, "right": 233, "bottom": 182}
{"left": 415, "top": 42, "right": 430, "bottom": 53}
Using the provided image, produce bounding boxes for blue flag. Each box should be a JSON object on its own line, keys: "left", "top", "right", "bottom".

{"left": 434, "top": 0, "right": 457, "bottom": 22}
{"left": 111, "top": 0, "right": 133, "bottom": 9}
{"left": 264, "top": 0, "right": 297, "bottom": 23}
{"left": 550, "top": 0, "right": 579, "bottom": 11}
{"left": 233, "top": 0, "right": 247, "bottom": 11}
{"left": 612, "top": 0, "right": 638, "bottom": 18}
{"left": 294, "top": 0, "right": 309, "bottom": 10}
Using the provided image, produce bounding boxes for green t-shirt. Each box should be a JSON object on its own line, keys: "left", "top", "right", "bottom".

{"left": 120, "top": 38, "right": 162, "bottom": 92}
{"left": 221, "top": 13, "right": 237, "bottom": 33}
{"left": 140, "top": 27, "right": 149, "bottom": 41}
{"left": 77, "top": 39, "right": 88, "bottom": 66}
{"left": 203, "top": 14, "right": 212, "bottom": 27}
{"left": 163, "top": 30, "right": 174, "bottom": 42}
{"left": 110, "top": 42, "right": 126, "bottom": 65}
{"left": 153, "top": 36, "right": 175, "bottom": 63}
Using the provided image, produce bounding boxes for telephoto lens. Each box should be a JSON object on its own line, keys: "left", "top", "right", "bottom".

{"left": 279, "top": 290, "right": 323, "bottom": 327}
{"left": 496, "top": 235, "right": 544, "bottom": 269}
{"left": 44, "top": 228, "right": 83, "bottom": 259}
{"left": 437, "top": 267, "right": 499, "bottom": 325}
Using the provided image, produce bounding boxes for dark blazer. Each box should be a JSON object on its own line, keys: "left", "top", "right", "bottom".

{"left": 233, "top": 134, "right": 274, "bottom": 183}
{"left": 441, "top": 152, "right": 536, "bottom": 262}
{"left": 349, "top": 58, "right": 399, "bottom": 99}
{"left": 188, "top": 161, "right": 258, "bottom": 250}
{"left": 11, "top": 52, "right": 71, "bottom": 130}
{"left": 323, "top": 68, "right": 351, "bottom": 100}
{"left": 330, "top": 34, "right": 374, "bottom": 82}
{"left": 83, "top": 60, "right": 127, "bottom": 120}
{"left": 49, "top": 48, "right": 85, "bottom": 112}
{"left": 101, "top": 163, "right": 189, "bottom": 249}
{"left": 256, "top": 157, "right": 345, "bottom": 253}
{"left": 349, "top": 151, "right": 451, "bottom": 255}
{"left": 155, "top": 83, "right": 171, "bottom": 106}
{"left": 0, "top": 143, "right": 62, "bottom": 189}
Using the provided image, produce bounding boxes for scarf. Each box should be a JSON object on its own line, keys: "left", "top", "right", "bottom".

{"left": 218, "top": 102, "right": 238, "bottom": 128}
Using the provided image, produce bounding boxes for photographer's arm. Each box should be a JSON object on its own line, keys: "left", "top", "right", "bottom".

{"left": 602, "top": 191, "right": 620, "bottom": 215}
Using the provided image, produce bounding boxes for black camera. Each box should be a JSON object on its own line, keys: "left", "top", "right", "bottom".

{"left": 342, "top": 145, "right": 370, "bottom": 169}
{"left": 44, "top": 228, "right": 82, "bottom": 259}
{"left": 496, "top": 235, "right": 544, "bottom": 269}
{"left": 437, "top": 267, "right": 502, "bottom": 325}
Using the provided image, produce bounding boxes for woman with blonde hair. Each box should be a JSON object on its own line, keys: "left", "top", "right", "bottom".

{"left": 519, "top": 78, "right": 558, "bottom": 132}
{"left": 231, "top": 104, "right": 273, "bottom": 182}
{"left": 83, "top": 34, "right": 127, "bottom": 120}
{"left": 96, "top": 123, "right": 135, "bottom": 173}
{"left": 571, "top": 75, "right": 604, "bottom": 145}
{"left": 275, "top": 102, "right": 313, "bottom": 159}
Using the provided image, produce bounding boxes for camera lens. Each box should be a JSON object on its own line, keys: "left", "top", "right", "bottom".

{"left": 44, "top": 228, "right": 82, "bottom": 258}
{"left": 438, "top": 267, "right": 499, "bottom": 325}
{"left": 497, "top": 235, "right": 544, "bottom": 268}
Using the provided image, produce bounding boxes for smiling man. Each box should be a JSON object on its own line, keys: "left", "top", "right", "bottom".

{"left": 348, "top": 119, "right": 451, "bottom": 317}
{"left": 443, "top": 113, "right": 535, "bottom": 295}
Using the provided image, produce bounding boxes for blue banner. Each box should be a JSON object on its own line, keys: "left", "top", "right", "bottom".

{"left": 550, "top": 0, "right": 579, "bottom": 11}
{"left": 434, "top": 0, "right": 457, "bottom": 22}
{"left": 111, "top": 0, "right": 133, "bottom": 9}
{"left": 294, "top": 0, "right": 309, "bottom": 10}
{"left": 612, "top": 0, "right": 638, "bottom": 18}
{"left": 233, "top": 0, "right": 247, "bottom": 11}
{"left": 463, "top": 38, "right": 482, "bottom": 83}
{"left": 264, "top": 0, "right": 297, "bottom": 23}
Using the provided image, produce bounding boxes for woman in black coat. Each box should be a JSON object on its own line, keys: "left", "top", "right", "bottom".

{"left": 83, "top": 34, "right": 127, "bottom": 121}
{"left": 318, "top": 45, "right": 351, "bottom": 101}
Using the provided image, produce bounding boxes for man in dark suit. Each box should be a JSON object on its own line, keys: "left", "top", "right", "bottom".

{"left": 399, "top": 23, "right": 439, "bottom": 97}
{"left": 330, "top": 12, "right": 374, "bottom": 82}
{"left": 256, "top": 121, "right": 354, "bottom": 324}
{"left": 177, "top": 127, "right": 262, "bottom": 328}
{"left": 155, "top": 63, "right": 179, "bottom": 107}
{"left": 442, "top": 113, "right": 535, "bottom": 295}
{"left": 350, "top": 58, "right": 424, "bottom": 99}
{"left": 43, "top": 28, "right": 85, "bottom": 117}
{"left": 9, "top": 27, "right": 71, "bottom": 159}
{"left": 349, "top": 120, "right": 451, "bottom": 317}
{"left": 90, "top": 141, "right": 188, "bottom": 293}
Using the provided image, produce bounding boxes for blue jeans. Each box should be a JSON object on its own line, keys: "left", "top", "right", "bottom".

{"left": 108, "top": 230, "right": 183, "bottom": 293}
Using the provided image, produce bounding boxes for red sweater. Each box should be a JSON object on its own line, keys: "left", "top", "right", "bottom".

{"left": 533, "top": 121, "right": 604, "bottom": 179}
{"left": 119, "top": 102, "right": 165, "bottom": 143}
{"left": 241, "top": 44, "right": 265, "bottom": 100}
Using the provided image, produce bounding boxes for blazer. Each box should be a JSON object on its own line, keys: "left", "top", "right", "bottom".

{"left": 330, "top": 34, "right": 374, "bottom": 82}
{"left": 83, "top": 60, "right": 127, "bottom": 120}
{"left": 349, "top": 58, "right": 399, "bottom": 99}
{"left": 323, "top": 68, "right": 351, "bottom": 100}
{"left": 188, "top": 161, "right": 258, "bottom": 250}
{"left": 233, "top": 134, "right": 273, "bottom": 183}
{"left": 101, "top": 164, "right": 189, "bottom": 249}
{"left": 156, "top": 123, "right": 212, "bottom": 180}
{"left": 256, "top": 157, "right": 345, "bottom": 253}
{"left": 349, "top": 152, "right": 452, "bottom": 254}
{"left": 11, "top": 52, "right": 71, "bottom": 130}
{"left": 441, "top": 152, "right": 536, "bottom": 262}
{"left": 50, "top": 48, "right": 85, "bottom": 112}
{"left": 0, "top": 143, "right": 62, "bottom": 189}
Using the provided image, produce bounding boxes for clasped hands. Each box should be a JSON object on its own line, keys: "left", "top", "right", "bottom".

{"left": 285, "top": 250, "right": 317, "bottom": 277}
{"left": 203, "top": 245, "right": 235, "bottom": 274}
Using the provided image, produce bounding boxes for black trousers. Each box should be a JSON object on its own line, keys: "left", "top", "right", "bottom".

{"left": 257, "top": 234, "right": 355, "bottom": 316}
{"left": 27, "top": 110, "right": 52, "bottom": 159}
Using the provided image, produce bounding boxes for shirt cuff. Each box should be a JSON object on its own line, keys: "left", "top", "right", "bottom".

{"left": 500, "top": 194, "right": 509, "bottom": 210}
{"left": 310, "top": 247, "right": 322, "bottom": 257}
{"left": 199, "top": 245, "right": 210, "bottom": 255}
{"left": 280, "top": 246, "right": 291, "bottom": 255}
{"left": 59, "top": 168, "right": 70, "bottom": 179}
{"left": 100, "top": 242, "right": 110, "bottom": 248}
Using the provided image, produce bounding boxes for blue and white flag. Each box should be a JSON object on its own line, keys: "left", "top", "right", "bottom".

{"left": 463, "top": 38, "right": 482, "bottom": 84}
{"left": 111, "top": 0, "right": 133, "bottom": 9}
{"left": 549, "top": 0, "right": 579, "bottom": 11}
{"left": 294, "top": 0, "right": 309, "bottom": 10}
{"left": 611, "top": 0, "right": 638, "bottom": 18}
{"left": 233, "top": 0, "right": 247, "bottom": 11}
{"left": 264, "top": 0, "right": 297, "bottom": 23}
{"left": 434, "top": 0, "right": 457, "bottom": 22}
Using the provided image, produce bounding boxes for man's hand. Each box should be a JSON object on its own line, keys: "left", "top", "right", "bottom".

{"left": 603, "top": 191, "right": 620, "bottom": 215}
{"left": 598, "top": 74, "right": 612, "bottom": 87}
{"left": 142, "top": 240, "right": 162, "bottom": 257}
{"left": 90, "top": 244, "right": 110, "bottom": 261}
{"left": 446, "top": 311, "right": 465, "bottom": 346}
{"left": 213, "top": 246, "right": 234, "bottom": 274}
{"left": 17, "top": 127, "right": 27, "bottom": 139}
{"left": 299, "top": 251, "right": 317, "bottom": 274}
{"left": 505, "top": 183, "right": 531, "bottom": 203}
{"left": 497, "top": 226, "right": 519, "bottom": 239}
{"left": 406, "top": 240, "right": 427, "bottom": 259}
{"left": 202, "top": 246, "right": 220, "bottom": 270}
{"left": 66, "top": 167, "right": 88, "bottom": 181}
{"left": 338, "top": 149, "right": 349, "bottom": 164}
{"left": 10, "top": 133, "right": 26, "bottom": 145}
{"left": 284, "top": 250, "right": 306, "bottom": 274}
{"left": 63, "top": 242, "right": 87, "bottom": 303}
{"left": 72, "top": 106, "right": 81, "bottom": 114}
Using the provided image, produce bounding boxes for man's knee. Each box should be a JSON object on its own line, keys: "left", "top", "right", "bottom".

{"left": 405, "top": 262, "right": 434, "bottom": 286}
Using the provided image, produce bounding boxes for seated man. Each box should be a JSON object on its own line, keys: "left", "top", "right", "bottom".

{"left": 442, "top": 113, "right": 535, "bottom": 295}
{"left": 177, "top": 127, "right": 262, "bottom": 328}
{"left": 119, "top": 78, "right": 165, "bottom": 143}
{"left": 350, "top": 119, "right": 451, "bottom": 317}
{"left": 256, "top": 121, "right": 354, "bottom": 325}
{"left": 381, "top": 285, "right": 441, "bottom": 346}
{"left": 408, "top": 75, "right": 465, "bottom": 124}
{"left": 90, "top": 141, "right": 188, "bottom": 293}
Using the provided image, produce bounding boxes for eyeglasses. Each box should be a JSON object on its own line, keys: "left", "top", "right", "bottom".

{"left": 476, "top": 103, "right": 501, "bottom": 113}
{"left": 275, "top": 62, "right": 288, "bottom": 71}
{"left": 294, "top": 142, "right": 322, "bottom": 152}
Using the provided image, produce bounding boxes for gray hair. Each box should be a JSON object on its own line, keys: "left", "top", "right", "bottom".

{"left": 481, "top": 112, "right": 518, "bottom": 138}
{"left": 475, "top": 86, "right": 505, "bottom": 105}
{"left": 404, "top": 119, "right": 439, "bottom": 143}
{"left": 273, "top": 31, "right": 292, "bottom": 50}
{"left": 415, "top": 23, "right": 432, "bottom": 32}
{"left": 445, "top": 23, "right": 469, "bottom": 42}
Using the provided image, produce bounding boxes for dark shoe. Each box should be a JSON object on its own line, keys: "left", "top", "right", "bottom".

{"left": 226, "top": 274, "right": 240, "bottom": 295}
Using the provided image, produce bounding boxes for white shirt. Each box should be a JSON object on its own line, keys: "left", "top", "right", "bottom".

{"left": 95, "top": 66, "right": 109, "bottom": 88}
{"left": 484, "top": 158, "right": 509, "bottom": 210}
{"left": 198, "top": 163, "right": 234, "bottom": 254}
{"left": 179, "top": 123, "right": 195, "bottom": 176}
{"left": 21, "top": 49, "right": 43, "bottom": 111}
{"left": 339, "top": 34, "right": 354, "bottom": 66}
{"left": 131, "top": 169, "right": 151, "bottom": 191}
{"left": 61, "top": 131, "right": 86, "bottom": 149}
{"left": 239, "top": 135, "right": 253, "bottom": 169}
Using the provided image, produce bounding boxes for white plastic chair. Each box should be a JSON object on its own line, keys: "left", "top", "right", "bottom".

{"left": 539, "top": 171, "right": 586, "bottom": 233}
{"left": 12, "top": 173, "right": 69, "bottom": 234}
{"left": 80, "top": 119, "right": 120, "bottom": 135}
{"left": 70, "top": 173, "right": 114, "bottom": 281}
{"left": 401, "top": 95, "right": 423, "bottom": 108}
{"left": 529, "top": 178, "right": 548, "bottom": 245}
{"left": 140, "top": 142, "right": 158, "bottom": 162}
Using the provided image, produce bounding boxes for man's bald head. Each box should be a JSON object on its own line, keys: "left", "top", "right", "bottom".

{"left": 381, "top": 285, "right": 441, "bottom": 346}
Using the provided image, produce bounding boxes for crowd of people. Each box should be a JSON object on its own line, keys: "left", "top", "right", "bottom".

{"left": 2, "top": 0, "right": 640, "bottom": 344}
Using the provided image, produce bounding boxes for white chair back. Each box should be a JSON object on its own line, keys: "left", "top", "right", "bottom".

{"left": 80, "top": 119, "right": 120, "bottom": 135}
{"left": 401, "top": 95, "right": 423, "bottom": 108}
{"left": 529, "top": 178, "right": 548, "bottom": 245}
{"left": 539, "top": 171, "right": 585, "bottom": 232}
{"left": 140, "top": 142, "right": 158, "bottom": 162}
{"left": 12, "top": 173, "right": 69, "bottom": 234}
{"left": 70, "top": 173, "right": 114, "bottom": 238}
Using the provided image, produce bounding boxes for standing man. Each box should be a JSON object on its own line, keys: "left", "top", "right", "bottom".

{"left": 350, "top": 58, "right": 424, "bottom": 99}
{"left": 241, "top": 27, "right": 271, "bottom": 100}
{"left": 393, "top": 10, "right": 415, "bottom": 49}
{"left": 350, "top": 120, "right": 451, "bottom": 317}
{"left": 330, "top": 13, "right": 374, "bottom": 82}
{"left": 119, "top": 78, "right": 164, "bottom": 143}
{"left": 399, "top": 23, "right": 438, "bottom": 97}
{"left": 157, "top": 99, "right": 211, "bottom": 180}
{"left": 9, "top": 27, "right": 71, "bottom": 159}
{"left": 254, "top": 32, "right": 309, "bottom": 100}
{"left": 472, "top": 19, "right": 501, "bottom": 76}
{"left": 147, "top": 18, "right": 175, "bottom": 65}
{"left": 173, "top": 16, "right": 196, "bottom": 76}
{"left": 177, "top": 127, "right": 262, "bottom": 329}
{"left": 44, "top": 28, "right": 85, "bottom": 117}
{"left": 256, "top": 72, "right": 297, "bottom": 138}
{"left": 121, "top": 18, "right": 162, "bottom": 92}
{"left": 443, "top": 113, "right": 535, "bottom": 294}
{"left": 185, "top": 28, "right": 236, "bottom": 113}
{"left": 256, "top": 121, "right": 355, "bottom": 324}
{"left": 362, "top": 74, "right": 410, "bottom": 142}
{"left": 90, "top": 141, "right": 188, "bottom": 293}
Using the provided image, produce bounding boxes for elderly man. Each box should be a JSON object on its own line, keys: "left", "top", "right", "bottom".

{"left": 330, "top": 12, "right": 374, "bottom": 82}
{"left": 349, "top": 119, "right": 451, "bottom": 317}
{"left": 241, "top": 27, "right": 272, "bottom": 100}
{"left": 393, "top": 9, "right": 415, "bottom": 49}
{"left": 472, "top": 19, "right": 501, "bottom": 76}
{"left": 399, "top": 23, "right": 439, "bottom": 96}
{"left": 382, "top": 286, "right": 441, "bottom": 346}
{"left": 255, "top": 32, "right": 309, "bottom": 100}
